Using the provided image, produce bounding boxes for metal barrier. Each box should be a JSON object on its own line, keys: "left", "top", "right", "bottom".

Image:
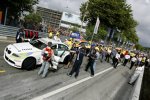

{"left": 129, "top": 66, "right": 145, "bottom": 100}
{"left": 0, "top": 24, "right": 47, "bottom": 38}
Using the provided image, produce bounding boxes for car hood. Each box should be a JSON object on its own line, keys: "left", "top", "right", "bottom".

{"left": 9, "top": 42, "right": 39, "bottom": 53}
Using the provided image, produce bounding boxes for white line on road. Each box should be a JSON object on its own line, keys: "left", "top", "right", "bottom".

{"left": 0, "top": 40, "right": 15, "bottom": 43}
{"left": 32, "top": 67, "right": 114, "bottom": 100}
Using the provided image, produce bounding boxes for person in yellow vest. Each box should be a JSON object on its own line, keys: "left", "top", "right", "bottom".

{"left": 141, "top": 56, "right": 146, "bottom": 66}
{"left": 53, "top": 31, "right": 61, "bottom": 42}
{"left": 49, "top": 31, "right": 53, "bottom": 39}
{"left": 56, "top": 31, "right": 60, "bottom": 36}
{"left": 65, "top": 39, "right": 72, "bottom": 50}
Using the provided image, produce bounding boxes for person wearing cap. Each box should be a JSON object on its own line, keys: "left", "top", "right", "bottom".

{"left": 38, "top": 42, "right": 54, "bottom": 78}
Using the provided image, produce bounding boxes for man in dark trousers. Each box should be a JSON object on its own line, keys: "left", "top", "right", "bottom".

{"left": 130, "top": 56, "right": 137, "bottom": 69}
{"left": 113, "top": 51, "right": 121, "bottom": 68}
{"left": 123, "top": 53, "right": 130, "bottom": 66}
{"left": 68, "top": 46, "right": 86, "bottom": 78}
{"left": 16, "top": 27, "right": 24, "bottom": 43}
{"left": 85, "top": 48, "right": 97, "bottom": 76}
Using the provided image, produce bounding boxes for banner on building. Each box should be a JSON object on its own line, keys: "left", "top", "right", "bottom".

{"left": 93, "top": 17, "right": 100, "bottom": 34}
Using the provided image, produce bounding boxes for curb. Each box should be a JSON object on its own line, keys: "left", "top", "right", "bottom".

{"left": 0, "top": 36, "right": 7, "bottom": 40}
{"left": 0, "top": 36, "right": 15, "bottom": 42}
{"left": 129, "top": 66, "right": 145, "bottom": 100}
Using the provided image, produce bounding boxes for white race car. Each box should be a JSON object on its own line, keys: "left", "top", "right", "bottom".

{"left": 3, "top": 38, "right": 70, "bottom": 70}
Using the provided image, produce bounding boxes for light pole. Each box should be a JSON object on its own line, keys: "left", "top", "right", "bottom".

{"left": 4, "top": 7, "right": 8, "bottom": 25}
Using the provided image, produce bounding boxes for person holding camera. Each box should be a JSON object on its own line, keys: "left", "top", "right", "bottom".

{"left": 85, "top": 47, "right": 97, "bottom": 77}
{"left": 38, "top": 42, "right": 53, "bottom": 78}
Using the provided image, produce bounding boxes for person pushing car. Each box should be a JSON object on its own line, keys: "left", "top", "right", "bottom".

{"left": 38, "top": 42, "right": 54, "bottom": 78}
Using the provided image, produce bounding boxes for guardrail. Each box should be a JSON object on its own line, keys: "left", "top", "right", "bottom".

{"left": 0, "top": 24, "right": 47, "bottom": 38}
{"left": 129, "top": 66, "right": 145, "bottom": 100}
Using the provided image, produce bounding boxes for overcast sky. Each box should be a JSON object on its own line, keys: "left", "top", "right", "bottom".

{"left": 38, "top": 0, "right": 150, "bottom": 47}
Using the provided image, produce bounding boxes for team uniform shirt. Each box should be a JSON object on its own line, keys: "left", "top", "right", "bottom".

{"left": 107, "top": 49, "right": 111, "bottom": 54}
{"left": 141, "top": 57, "right": 146, "bottom": 63}
{"left": 53, "top": 36, "right": 61, "bottom": 42}
{"left": 42, "top": 47, "right": 53, "bottom": 61}
{"left": 131, "top": 57, "right": 137, "bottom": 62}
{"left": 95, "top": 52, "right": 100, "bottom": 61}
{"left": 65, "top": 41, "right": 72, "bottom": 50}
{"left": 49, "top": 32, "right": 53, "bottom": 38}
{"left": 125, "top": 55, "right": 130, "bottom": 59}
{"left": 138, "top": 57, "right": 142, "bottom": 62}
{"left": 115, "top": 53, "right": 120, "bottom": 59}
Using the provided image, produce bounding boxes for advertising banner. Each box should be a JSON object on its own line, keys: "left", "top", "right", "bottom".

{"left": 93, "top": 17, "right": 100, "bottom": 34}
{"left": 70, "top": 32, "right": 80, "bottom": 39}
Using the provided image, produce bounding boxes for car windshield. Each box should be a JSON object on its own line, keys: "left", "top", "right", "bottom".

{"left": 29, "top": 39, "right": 47, "bottom": 50}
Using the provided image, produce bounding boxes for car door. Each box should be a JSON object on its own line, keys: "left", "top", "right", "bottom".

{"left": 57, "top": 44, "right": 69, "bottom": 56}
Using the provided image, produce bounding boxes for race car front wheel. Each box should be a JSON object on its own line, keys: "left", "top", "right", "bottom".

{"left": 22, "top": 57, "right": 36, "bottom": 70}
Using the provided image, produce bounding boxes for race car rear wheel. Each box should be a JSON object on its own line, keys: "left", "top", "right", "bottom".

{"left": 22, "top": 57, "right": 36, "bottom": 70}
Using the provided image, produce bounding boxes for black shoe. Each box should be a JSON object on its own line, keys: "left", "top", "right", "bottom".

{"left": 128, "top": 82, "right": 133, "bottom": 85}
{"left": 85, "top": 69, "right": 88, "bottom": 72}
{"left": 67, "top": 73, "right": 72, "bottom": 77}
{"left": 91, "top": 75, "right": 94, "bottom": 77}
{"left": 75, "top": 76, "right": 78, "bottom": 79}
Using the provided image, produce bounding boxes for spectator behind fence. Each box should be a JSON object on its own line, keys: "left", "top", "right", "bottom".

{"left": 16, "top": 27, "right": 24, "bottom": 43}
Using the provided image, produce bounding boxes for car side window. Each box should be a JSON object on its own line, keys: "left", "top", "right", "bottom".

{"left": 51, "top": 45, "right": 57, "bottom": 49}
{"left": 58, "top": 44, "right": 68, "bottom": 51}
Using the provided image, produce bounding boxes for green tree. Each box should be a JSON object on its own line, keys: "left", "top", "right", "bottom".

{"left": 135, "top": 44, "right": 144, "bottom": 51}
{"left": 0, "top": 0, "right": 38, "bottom": 24}
{"left": 69, "top": 27, "right": 79, "bottom": 33}
{"left": 24, "top": 13, "right": 42, "bottom": 30}
{"left": 80, "top": 0, "right": 138, "bottom": 43}
{"left": 84, "top": 24, "right": 107, "bottom": 41}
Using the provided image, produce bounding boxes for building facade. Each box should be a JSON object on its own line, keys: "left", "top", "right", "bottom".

{"left": 36, "top": 6, "right": 86, "bottom": 33}
{"left": 60, "top": 12, "right": 86, "bottom": 33}
{"left": 36, "top": 6, "right": 62, "bottom": 28}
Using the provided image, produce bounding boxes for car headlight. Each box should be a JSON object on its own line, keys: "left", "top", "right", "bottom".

{"left": 12, "top": 53, "right": 20, "bottom": 57}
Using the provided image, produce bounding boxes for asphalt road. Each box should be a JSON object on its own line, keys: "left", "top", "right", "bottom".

{"left": 0, "top": 39, "right": 135, "bottom": 100}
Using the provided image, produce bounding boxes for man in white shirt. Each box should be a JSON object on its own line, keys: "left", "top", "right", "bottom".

{"left": 130, "top": 56, "right": 137, "bottom": 69}
{"left": 113, "top": 52, "right": 120, "bottom": 68}
{"left": 123, "top": 54, "right": 130, "bottom": 66}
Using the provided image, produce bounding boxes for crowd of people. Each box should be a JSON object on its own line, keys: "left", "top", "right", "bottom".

{"left": 36, "top": 32, "right": 150, "bottom": 80}
{"left": 15, "top": 27, "right": 150, "bottom": 84}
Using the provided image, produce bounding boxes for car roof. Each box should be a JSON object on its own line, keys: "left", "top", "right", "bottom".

{"left": 38, "top": 38, "right": 68, "bottom": 47}
{"left": 38, "top": 38, "right": 61, "bottom": 44}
